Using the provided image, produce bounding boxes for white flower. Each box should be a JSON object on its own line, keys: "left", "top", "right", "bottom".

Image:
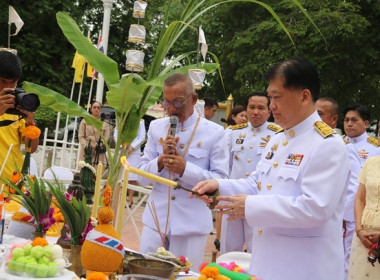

{"left": 78, "top": 161, "right": 96, "bottom": 174}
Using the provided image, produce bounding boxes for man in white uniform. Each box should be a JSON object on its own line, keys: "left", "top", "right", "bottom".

{"left": 193, "top": 56, "right": 350, "bottom": 280}
{"left": 138, "top": 73, "right": 229, "bottom": 271}
{"left": 222, "top": 91, "right": 281, "bottom": 254}
{"left": 342, "top": 104, "right": 380, "bottom": 278}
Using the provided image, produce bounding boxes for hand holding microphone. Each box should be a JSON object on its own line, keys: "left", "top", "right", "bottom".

{"left": 166, "top": 115, "right": 179, "bottom": 155}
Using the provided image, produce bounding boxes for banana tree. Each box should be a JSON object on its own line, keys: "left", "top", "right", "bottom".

{"left": 23, "top": 0, "right": 322, "bottom": 194}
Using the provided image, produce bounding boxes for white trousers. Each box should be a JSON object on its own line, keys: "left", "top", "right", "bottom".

{"left": 140, "top": 225, "right": 207, "bottom": 272}
{"left": 343, "top": 220, "right": 355, "bottom": 280}
{"left": 220, "top": 215, "right": 253, "bottom": 254}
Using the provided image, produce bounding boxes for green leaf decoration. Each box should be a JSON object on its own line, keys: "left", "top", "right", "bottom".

{"left": 56, "top": 12, "right": 119, "bottom": 85}
{"left": 23, "top": 81, "right": 102, "bottom": 130}
{"left": 47, "top": 181, "right": 90, "bottom": 245}
{"left": 107, "top": 74, "right": 146, "bottom": 117}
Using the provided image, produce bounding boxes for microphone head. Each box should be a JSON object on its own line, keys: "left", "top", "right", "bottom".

{"left": 170, "top": 115, "right": 179, "bottom": 125}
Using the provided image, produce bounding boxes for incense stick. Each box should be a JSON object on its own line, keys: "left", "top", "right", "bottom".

{"left": 0, "top": 143, "right": 13, "bottom": 177}
{"left": 148, "top": 201, "right": 165, "bottom": 247}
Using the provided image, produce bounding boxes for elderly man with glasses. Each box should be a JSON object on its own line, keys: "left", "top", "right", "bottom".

{"left": 138, "top": 73, "right": 229, "bottom": 271}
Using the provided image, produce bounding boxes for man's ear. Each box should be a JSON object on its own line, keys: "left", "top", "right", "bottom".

{"left": 192, "top": 93, "right": 198, "bottom": 105}
{"left": 301, "top": 89, "right": 312, "bottom": 102}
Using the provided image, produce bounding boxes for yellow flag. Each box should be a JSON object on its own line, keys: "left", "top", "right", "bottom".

{"left": 72, "top": 51, "right": 85, "bottom": 83}
{"left": 86, "top": 37, "right": 94, "bottom": 78}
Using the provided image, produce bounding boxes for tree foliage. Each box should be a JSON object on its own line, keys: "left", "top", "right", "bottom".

{"left": 1, "top": 0, "right": 380, "bottom": 129}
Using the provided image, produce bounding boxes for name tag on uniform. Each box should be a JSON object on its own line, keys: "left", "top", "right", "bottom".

{"left": 236, "top": 139, "right": 244, "bottom": 144}
{"left": 285, "top": 154, "right": 304, "bottom": 166}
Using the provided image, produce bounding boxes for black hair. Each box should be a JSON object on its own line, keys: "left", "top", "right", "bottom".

{"left": 0, "top": 50, "right": 22, "bottom": 79}
{"left": 246, "top": 90, "right": 269, "bottom": 108}
{"left": 226, "top": 105, "right": 246, "bottom": 126}
{"left": 204, "top": 97, "right": 218, "bottom": 108}
{"left": 343, "top": 104, "right": 370, "bottom": 122}
{"left": 263, "top": 56, "right": 320, "bottom": 102}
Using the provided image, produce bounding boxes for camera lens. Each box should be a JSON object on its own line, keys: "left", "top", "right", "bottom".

{"left": 19, "top": 93, "right": 40, "bottom": 112}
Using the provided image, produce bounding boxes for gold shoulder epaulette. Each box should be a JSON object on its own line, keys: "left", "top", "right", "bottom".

{"left": 367, "top": 136, "right": 379, "bottom": 147}
{"left": 313, "top": 121, "right": 336, "bottom": 138}
{"left": 230, "top": 123, "right": 248, "bottom": 130}
{"left": 341, "top": 134, "right": 350, "bottom": 144}
{"left": 267, "top": 124, "right": 282, "bottom": 133}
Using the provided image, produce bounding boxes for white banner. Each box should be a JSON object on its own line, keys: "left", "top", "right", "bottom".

{"left": 9, "top": 6, "right": 24, "bottom": 36}
{"left": 198, "top": 26, "right": 208, "bottom": 62}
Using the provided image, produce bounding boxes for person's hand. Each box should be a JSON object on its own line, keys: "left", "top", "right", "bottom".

{"left": 162, "top": 154, "right": 186, "bottom": 175}
{"left": 191, "top": 179, "right": 219, "bottom": 204}
{"left": 0, "top": 87, "right": 16, "bottom": 115}
{"left": 18, "top": 107, "right": 35, "bottom": 125}
{"left": 367, "top": 231, "right": 380, "bottom": 244}
{"left": 216, "top": 194, "right": 247, "bottom": 221}
{"left": 163, "top": 135, "right": 179, "bottom": 155}
{"left": 357, "top": 229, "right": 374, "bottom": 249}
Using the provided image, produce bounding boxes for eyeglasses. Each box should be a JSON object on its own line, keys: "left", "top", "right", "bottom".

{"left": 161, "top": 94, "right": 192, "bottom": 109}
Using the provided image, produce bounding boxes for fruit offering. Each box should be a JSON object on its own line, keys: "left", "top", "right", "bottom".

{"left": 6, "top": 237, "right": 68, "bottom": 278}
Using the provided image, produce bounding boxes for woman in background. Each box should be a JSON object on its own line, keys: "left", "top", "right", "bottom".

{"left": 226, "top": 105, "right": 247, "bottom": 127}
{"left": 78, "top": 101, "right": 110, "bottom": 167}
{"left": 348, "top": 154, "right": 380, "bottom": 279}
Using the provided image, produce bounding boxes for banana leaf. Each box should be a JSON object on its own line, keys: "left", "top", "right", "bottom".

{"left": 23, "top": 81, "right": 102, "bottom": 130}
{"left": 56, "top": 12, "right": 119, "bottom": 85}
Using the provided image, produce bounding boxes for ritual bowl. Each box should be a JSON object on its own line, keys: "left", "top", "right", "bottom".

{"left": 128, "top": 259, "right": 175, "bottom": 279}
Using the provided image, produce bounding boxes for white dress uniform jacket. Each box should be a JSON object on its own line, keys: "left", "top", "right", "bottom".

{"left": 218, "top": 111, "right": 350, "bottom": 280}
{"left": 139, "top": 111, "right": 229, "bottom": 236}
{"left": 221, "top": 121, "right": 280, "bottom": 253}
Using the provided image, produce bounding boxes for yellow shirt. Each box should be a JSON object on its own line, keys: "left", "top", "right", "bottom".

{"left": 0, "top": 113, "right": 26, "bottom": 195}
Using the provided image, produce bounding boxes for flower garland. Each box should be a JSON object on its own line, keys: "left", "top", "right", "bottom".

{"left": 78, "top": 160, "right": 96, "bottom": 175}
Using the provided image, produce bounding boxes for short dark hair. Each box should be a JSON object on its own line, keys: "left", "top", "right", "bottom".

{"left": 0, "top": 50, "right": 22, "bottom": 79}
{"left": 263, "top": 56, "right": 320, "bottom": 102}
{"left": 317, "top": 97, "right": 339, "bottom": 116}
{"left": 246, "top": 90, "right": 269, "bottom": 108}
{"left": 226, "top": 105, "right": 246, "bottom": 126}
{"left": 204, "top": 97, "right": 218, "bottom": 108}
{"left": 344, "top": 104, "right": 370, "bottom": 122}
{"left": 164, "top": 73, "right": 194, "bottom": 95}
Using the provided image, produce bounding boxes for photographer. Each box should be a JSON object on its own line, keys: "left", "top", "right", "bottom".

{"left": 78, "top": 101, "right": 110, "bottom": 167}
{"left": 0, "top": 50, "right": 39, "bottom": 197}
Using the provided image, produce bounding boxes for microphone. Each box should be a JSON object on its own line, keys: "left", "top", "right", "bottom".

{"left": 169, "top": 115, "right": 179, "bottom": 137}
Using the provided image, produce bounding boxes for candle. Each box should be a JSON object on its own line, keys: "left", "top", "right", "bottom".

{"left": 129, "top": 166, "right": 177, "bottom": 187}
{"left": 120, "top": 156, "right": 177, "bottom": 188}
{"left": 116, "top": 167, "right": 129, "bottom": 235}
{"left": 91, "top": 162, "right": 103, "bottom": 218}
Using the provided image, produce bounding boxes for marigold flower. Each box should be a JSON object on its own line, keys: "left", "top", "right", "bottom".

{"left": 23, "top": 125, "right": 41, "bottom": 140}
{"left": 102, "top": 185, "right": 112, "bottom": 206}
{"left": 200, "top": 267, "right": 220, "bottom": 279}
{"left": 87, "top": 272, "right": 108, "bottom": 280}
{"left": 10, "top": 171, "right": 22, "bottom": 184}
{"left": 32, "top": 237, "right": 49, "bottom": 247}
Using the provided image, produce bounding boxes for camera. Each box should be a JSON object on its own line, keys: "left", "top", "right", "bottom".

{"left": 5, "top": 88, "right": 40, "bottom": 115}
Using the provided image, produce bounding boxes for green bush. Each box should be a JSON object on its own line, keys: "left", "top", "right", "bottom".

{"left": 35, "top": 105, "right": 67, "bottom": 132}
